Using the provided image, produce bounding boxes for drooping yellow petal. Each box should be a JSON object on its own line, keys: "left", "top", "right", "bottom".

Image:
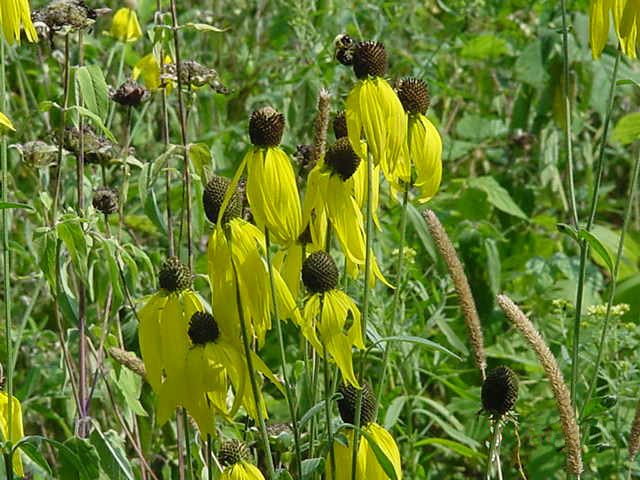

{"left": 110, "top": 8, "right": 142, "bottom": 42}
{"left": 363, "top": 423, "right": 402, "bottom": 480}
{"left": 221, "top": 461, "right": 266, "bottom": 480}
{"left": 0, "top": 0, "right": 37, "bottom": 45}
{"left": 326, "top": 430, "right": 367, "bottom": 480}
{"left": 410, "top": 114, "right": 443, "bottom": 203}
{"left": 0, "top": 392, "right": 25, "bottom": 477}
{"left": 0, "top": 112, "right": 16, "bottom": 132}
{"left": 133, "top": 52, "right": 173, "bottom": 91}
{"left": 618, "top": 0, "right": 640, "bottom": 58}
{"left": 137, "top": 293, "right": 167, "bottom": 391}
{"left": 246, "top": 147, "right": 302, "bottom": 245}
{"left": 590, "top": 0, "right": 614, "bottom": 58}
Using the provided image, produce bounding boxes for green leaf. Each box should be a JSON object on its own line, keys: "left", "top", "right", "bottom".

{"left": 301, "top": 458, "right": 324, "bottom": 479}
{"left": 18, "top": 441, "right": 53, "bottom": 474}
{"left": 613, "top": 112, "right": 640, "bottom": 145}
{"left": 557, "top": 223, "right": 579, "bottom": 243}
{"left": 75, "top": 66, "right": 109, "bottom": 121}
{"left": 39, "top": 232, "right": 58, "bottom": 290}
{"left": 58, "top": 436, "right": 100, "bottom": 479}
{"left": 461, "top": 34, "right": 509, "bottom": 59}
{"left": 359, "top": 429, "right": 398, "bottom": 480}
{"left": 369, "top": 335, "right": 462, "bottom": 360}
{"left": 383, "top": 396, "right": 406, "bottom": 430}
{"left": 90, "top": 428, "right": 135, "bottom": 480}
{"left": 0, "top": 201, "right": 33, "bottom": 210}
{"left": 467, "top": 176, "right": 527, "bottom": 219}
{"left": 57, "top": 220, "right": 88, "bottom": 278}
{"left": 182, "top": 22, "right": 228, "bottom": 32}
{"left": 413, "top": 438, "right": 485, "bottom": 460}
{"left": 485, "top": 239, "right": 501, "bottom": 294}
{"left": 67, "top": 105, "right": 116, "bottom": 142}
{"left": 113, "top": 368, "right": 147, "bottom": 417}
{"left": 188, "top": 143, "right": 213, "bottom": 181}
{"left": 275, "top": 469, "right": 294, "bottom": 480}
{"left": 579, "top": 229, "right": 614, "bottom": 275}
{"left": 299, "top": 393, "right": 342, "bottom": 428}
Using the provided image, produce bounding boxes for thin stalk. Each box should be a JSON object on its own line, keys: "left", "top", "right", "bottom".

{"left": 351, "top": 149, "right": 374, "bottom": 480}
{"left": 264, "top": 229, "right": 303, "bottom": 476}
{"left": 1, "top": 37, "right": 15, "bottom": 480}
{"left": 182, "top": 408, "right": 194, "bottom": 479}
{"left": 169, "top": 0, "right": 192, "bottom": 268}
{"left": 107, "top": 43, "right": 127, "bottom": 129}
{"left": 581, "top": 144, "right": 640, "bottom": 418}
{"left": 52, "top": 34, "right": 71, "bottom": 222}
{"left": 485, "top": 419, "right": 504, "bottom": 480}
{"left": 207, "top": 434, "right": 213, "bottom": 480}
{"left": 227, "top": 232, "right": 277, "bottom": 480}
{"left": 376, "top": 182, "right": 409, "bottom": 410}
{"left": 322, "top": 334, "right": 336, "bottom": 480}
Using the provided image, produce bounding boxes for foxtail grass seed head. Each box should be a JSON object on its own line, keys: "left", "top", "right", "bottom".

{"left": 218, "top": 440, "right": 250, "bottom": 467}
{"left": 249, "top": 106, "right": 285, "bottom": 147}
{"left": 482, "top": 366, "right": 519, "bottom": 418}
{"left": 111, "top": 79, "right": 148, "bottom": 106}
{"left": 333, "top": 111, "right": 348, "bottom": 139}
{"left": 352, "top": 41, "right": 387, "bottom": 79}
{"left": 188, "top": 312, "right": 220, "bottom": 345}
{"left": 337, "top": 381, "right": 376, "bottom": 426}
{"left": 628, "top": 398, "right": 640, "bottom": 459}
{"left": 92, "top": 187, "right": 118, "bottom": 215}
{"left": 396, "top": 77, "right": 430, "bottom": 115}
{"left": 108, "top": 347, "right": 146, "bottom": 378}
{"left": 334, "top": 33, "right": 356, "bottom": 66}
{"left": 302, "top": 250, "right": 339, "bottom": 293}
{"left": 158, "top": 256, "right": 191, "bottom": 293}
{"left": 497, "top": 294, "right": 583, "bottom": 475}
{"left": 325, "top": 137, "right": 361, "bottom": 181}
{"left": 311, "top": 88, "right": 331, "bottom": 165}
{"left": 202, "top": 175, "right": 242, "bottom": 225}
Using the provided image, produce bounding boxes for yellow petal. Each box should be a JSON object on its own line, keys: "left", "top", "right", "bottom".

{"left": 0, "top": 112, "right": 15, "bottom": 132}
{"left": 326, "top": 430, "right": 367, "bottom": 480}
{"left": 590, "top": 0, "right": 613, "bottom": 58}
{"left": 364, "top": 423, "right": 402, "bottom": 480}
{"left": 111, "top": 8, "right": 142, "bottom": 42}
{"left": 133, "top": 52, "right": 173, "bottom": 91}
{"left": 0, "top": 0, "right": 37, "bottom": 45}
{"left": 411, "top": 115, "right": 443, "bottom": 203}
{"left": 138, "top": 293, "right": 167, "bottom": 391}
{"left": 0, "top": 392, "right": 24, "bottom": 477}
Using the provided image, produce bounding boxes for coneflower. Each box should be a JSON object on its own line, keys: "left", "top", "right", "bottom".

{"left": 218, "top": 440, "right": 265, "bottom": 480}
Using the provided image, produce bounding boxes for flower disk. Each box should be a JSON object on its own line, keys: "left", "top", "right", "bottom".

{"left": 352, "top": 41, "right": 387, "bottom": 79}
{"left": 302, "top": 251, "right": 339, "bottom": 293}
{"left": 333, "top": 111, "right": 348, "bottom": 139}
{"left": 337, "top": 381, "right": 376, "bottom": 426}
{"left": 92, "top": 188, "right": 118, "bottom": 215}
{"left": 325, "top": 137, "right": 361, "bottom": 181}
{"left": 396, "top": 77, "right": 430, "bottom": 115}
{"left": 158, "top": 256, "right": 191, "bottom": 293}
{"left": 249, "top": 106, "right": 285, "bottom": 147}
{"left": 218, "top": 440, "right": 249, "bottom": 467}
{"left": 188, "top": 312, "right": 219, "bottom": 346}
{"left": 203, "top": 175, "right": 242, "bottom": 225}
{"left": 481, "top": 366, "right": 519, "bottom": 418}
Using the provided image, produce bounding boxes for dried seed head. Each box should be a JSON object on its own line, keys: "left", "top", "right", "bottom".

{"left": 337, "top": 381, "right": 376, "bottom": 426}
{"left": 396, "top": 77, "right": 430, "bottom": 115}
{"left": 333, "top": 111, "right": 348, "bottom": 139}
{"left": 325, "top": 137, "right": 361, "bottom": 181}
{"left": 161, "top": 60, "right": 228, "bottom": 93}
{"left": 188, "top": 312, "right": 220, "bottom": 346}
{"left": 61, "top": 125, "right": 117, "bottom": 165}
{"left": 218, "top": 440, "right": 249, "bottom": 467}
{"left": 249, "top": 106, "right": 285, "bottom": 147}
{"left": 12, "top": 140, "right": 57, "bottom": 167}
{"left": 158, "top": 256, "right": 191, "bottom": 293}
{"left": 92, "top": 187, "right": 118, "bottom": 215}
{"left": 334, "top": 33, "right": 356, "bottom": 66}
{"left": 111, "top": 79, "right": 149, "bottom": 107}
{"left": 302, "top": 251, "right": 339, "bottom": 293}
{"left": 352, "top": 41, "right": 387, "bottom": 79}
{"left": 32, "top": 0, "right": 101, "bottom": 35}
{"left": 482, "top": 366, "right": 519, "bottom": 418}
{"left": 202, "top": 175, "right": 242, "bottom": 225}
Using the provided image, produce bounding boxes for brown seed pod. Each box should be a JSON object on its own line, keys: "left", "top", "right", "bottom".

{"left": 158, "top": 256, "right": 191, "bottom": 293}
{"left": 395, "top": 77, "right": 430, "bottom": 115}
{"left": 249, "top": 106, "right": 285, "bottom": 147}
{"left": 481, "top": 366, "right": 519, "bottom": 418}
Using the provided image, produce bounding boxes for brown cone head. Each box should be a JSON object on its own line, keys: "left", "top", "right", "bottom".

{"left": 111, "top": 79, "right": 148, "bottom": 107}
{"left": 218, "top": 440, "right": 249, "bottom": 467}
{"left": 203, "top": 175, "right": 242, "bottom": 225}
{"left": 92, "top": 188, "right": 118, "bottom": 215}
{"left": 325, "top": 137, "right": 361, "bottom": 181}
{"left": 158, "top": 256, "right": 191, "bottom": 293}
{"left": 333, "top": 111, "right": 348, "bottom": 139}
{"left": 249, "top": 106, "right": 285, "bottom": 147}
{"left": 353, "top": 41, "right": 387, "bottom": 79}
{"left": 302, "top": 251, "right": 339, "bottom": 293}
{"left": 396, "top": 77, "right": 430, "bottom": 115}
{"left": 337, "top": 381, "right": 376, "bottom": 426}
{"left": 188, "top": 312, "right": 220, "bottom": 346}
{"left": 482, "top": 366, "right": 519, "bottom": 418}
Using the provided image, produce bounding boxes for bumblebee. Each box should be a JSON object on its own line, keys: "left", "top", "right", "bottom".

{"left": 334, "top": 33, "right": 356, "bottom": 66}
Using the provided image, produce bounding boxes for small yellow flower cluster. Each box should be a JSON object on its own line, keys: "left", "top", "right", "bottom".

{"left": 586, "top": 303, "right": 631, "bottom": 317}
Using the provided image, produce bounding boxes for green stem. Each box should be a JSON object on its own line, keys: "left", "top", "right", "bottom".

{"left": 351, "top": 149, "right": 374, "bottom": 480}
{"left": 264, "top": 229, "right": 303, "bottom": 477}
{"left": 107, "top": 43, "right": 127, "bottom": 129}
{"left": 52, "top": 34, "right": 71, "bottom": 223}
{"left": 227, "top": 232, "right": 277, "bottom": 480}
{"left": 182, "top": 408, "right": 193, "bottom": 480}
{"left": 581, "top": 144, "right": 640, "bottom": 419}
{"left": 322, "top": 333, "right": 336, "bottom": 480}
{"left": 485, "top": 418, "right": 503, "bottom": 480}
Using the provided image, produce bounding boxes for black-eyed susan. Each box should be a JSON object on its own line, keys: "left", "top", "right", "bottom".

{"left": 0, "top": 392, "right": 25, "bottom": 477}
{"left": 242, "top": 106, "right": 302, "bottom": 245}
{"left": 590, "top": 0, "right": 640, "bottom": 58}
{"left": 204, "top": 175, "right": 305, "bottom": 346}
{"left": 218, "top": 441, "right": 265, "bottom": 480}
{"left": 343, "top": 41, "right": 407, "bottom": 183}
{"left": 301, "top": 251, "right": 364, "bottom": 387}
{"left": 110, "top": 7, "right": 141, "bottom": 42}
{"left": 0, "top": 0, "right": 37, "bottom": 44}
{"left": 395, "top": 78, "right": 442, "bottom": 203}
{"left": 328, "top": 382, "right": 402, "bottom": 480}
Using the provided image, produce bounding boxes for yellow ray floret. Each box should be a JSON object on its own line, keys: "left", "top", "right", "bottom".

{"left": 408, "top": 114, "right": 443, "bottom": 203}
{"left": 221, "top": 461, "right": 266, "bottom": 480}
{"left": 0, "top": 392, "right": 25, "bottom": 477}
{"left": 110, "top": 8, "right": 142, "bottom": 42}
{"left": 0, "top": 0, "right": 37, "bottom": 45}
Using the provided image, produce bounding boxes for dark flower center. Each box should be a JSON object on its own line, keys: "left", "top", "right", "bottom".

{"left": 337, "top": 381, "right": 376, "bottom": 426}
{"left": 481, "top": 365, "right": 519, "bottom": 418}
{"left": 188, "top": 312, "right": 220, "bottom": 346}
{"left": 158, "top": 257, "right": 192, "bottom": 293}
{"left": 302, "top": 251, "right": 339, "bottom": 293}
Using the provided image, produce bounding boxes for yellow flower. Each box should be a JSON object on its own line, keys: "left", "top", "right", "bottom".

{"left": 133, "top": 51, "right": 173, "bottom": 91}
{"left": 221, "top": 462, "right": 265, "bottom": 480}
{"left": 345, "top": 42, "right": 406, "bottom": 182}
{"left": 0, "top": 112, "right": 15, "bottom": 132}
{"left": 110, "top": 8, "right": 142, "bottom": 42}
{"left": 218, "top": 441, "right": 265, "bottom": 480}
{"left": 590, "top": 0, "right": 639, "bottom": 58}
{"left": 301, "top": 251, "right": 364, "bottom": 387}
{"left": 0, "top": 392, "right": 25, "bottom": 477}
{"left": 0, "top": 0, "right": 37, "bottom": 45}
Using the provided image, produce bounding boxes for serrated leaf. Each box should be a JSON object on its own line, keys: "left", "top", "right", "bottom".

{"left": 467, "top": 176, "right": 527, "bottom": 219}
{"left": 613, "top": 112, "right": 640, "bottom": 145}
